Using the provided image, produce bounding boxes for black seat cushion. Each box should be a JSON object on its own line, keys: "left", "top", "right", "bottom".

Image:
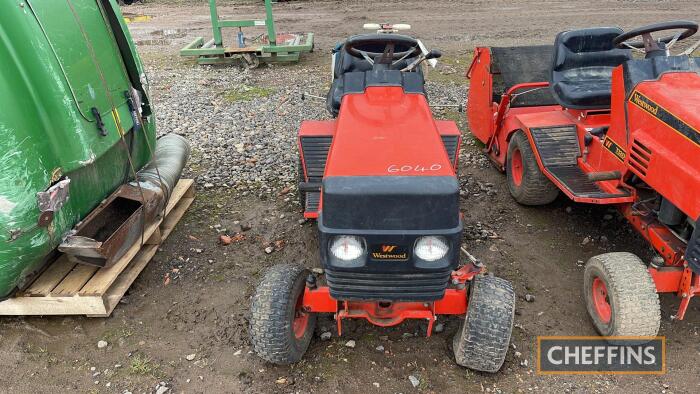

{"left": 550, "top": 27, "right": 632, "bottom": 109}
{"left": 325, "top": 36, "right": 424, "bottom": 117}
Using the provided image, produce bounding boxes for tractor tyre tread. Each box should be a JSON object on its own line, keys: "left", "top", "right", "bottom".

{"left": 507, "top": 131, "right": 559, "bottom": 206}
{"left": 584, "top": 252, "right": 660, "bottom": 337}
{"left": 250, "top": 263, "right": 316, "bottom": 364}
{"left": 453, "top": 275, "right": 515, "bottom": 373}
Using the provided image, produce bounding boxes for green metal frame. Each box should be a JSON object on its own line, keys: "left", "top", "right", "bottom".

{"left": 180, "top": 0, "right": 313, "bottom": 66}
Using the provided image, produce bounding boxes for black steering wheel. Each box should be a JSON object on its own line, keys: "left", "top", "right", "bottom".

{"left": 613, "top": 20, "right": 698, "bottom": 51}
{"left": 344, "top": 34, "right": 421, "bottom": 63}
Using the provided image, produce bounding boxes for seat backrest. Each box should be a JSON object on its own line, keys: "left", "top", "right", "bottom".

{"left": 550, "top": 27, "right": 632, "bottom": 109}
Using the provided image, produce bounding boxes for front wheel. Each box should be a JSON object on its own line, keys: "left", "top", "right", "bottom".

{"left": 250, "top": 264, "right": 316, "bottom": 364}
{"left": 583, "top": 252, "right": 660, "bottom": 337}
{"left": 506, "top": 131, "right": 559, "bottom": 205}
{"left": 453, "top": 275, "right": 515, "bottom": 372}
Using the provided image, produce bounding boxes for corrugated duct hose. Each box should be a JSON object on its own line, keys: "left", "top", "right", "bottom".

{"left": 136, "top": 134, "right": 190, "bottom": 205}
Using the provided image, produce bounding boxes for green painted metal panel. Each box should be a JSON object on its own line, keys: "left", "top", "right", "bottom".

{"left": 31, "top": 0, "right": 131, "bottom": 118}
{"left": 0, "top": 0, "right": 155, "bottom": 298}
{"left": 180, "top": 0, "right": 313, "bottom": 64}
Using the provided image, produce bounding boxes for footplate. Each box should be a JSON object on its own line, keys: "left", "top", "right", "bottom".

{"left": 529, "top": 126, "right": 631, "bottom": 201}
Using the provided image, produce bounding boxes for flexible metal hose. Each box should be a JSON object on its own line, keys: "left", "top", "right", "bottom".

{"left": 136, "top": 133, "right": 190, "bottom": 202}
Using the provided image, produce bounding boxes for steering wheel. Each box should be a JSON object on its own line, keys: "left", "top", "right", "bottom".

{"left": 344, "top": 34, "right": 421, "bottom": 66}
{"left": 613, "top": 20, "right": 698, "bottom": 53}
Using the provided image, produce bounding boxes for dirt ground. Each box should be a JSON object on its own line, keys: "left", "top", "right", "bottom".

{"left": 2, "top": 1, "right": 700, "bottom": 393}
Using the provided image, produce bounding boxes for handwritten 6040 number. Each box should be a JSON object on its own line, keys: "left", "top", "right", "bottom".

{"left": 387, "top": 164, "right": 442, "bottom": 173}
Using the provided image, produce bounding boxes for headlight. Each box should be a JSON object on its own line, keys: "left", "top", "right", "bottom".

{"left": 414, "top": 236, "right": 449, "bottom": 262}
{"left": 330, "top": 235, "right": 365, "bottom": 261}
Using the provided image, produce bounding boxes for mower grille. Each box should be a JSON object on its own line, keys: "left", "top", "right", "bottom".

{"left": 441, "top": 135, "right": 459, "bottom": 166}
{"left": 300, "top": 136, "right": 333, "bottom": 182}
{"left": 305, "top": 191, "right": 321, "bottom": 212}
{"left": 629, "top": 139, "right": 652, "bottom": 177}
{"left": 325, "top": 269, "right": 452, "bottom": 301}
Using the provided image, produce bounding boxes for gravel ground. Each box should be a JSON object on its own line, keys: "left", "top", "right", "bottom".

{"left": 150, "top": 59, "right": 468, "bottom": 195}
{"left": 2, "top": 1, "right": 700, "bottom": 393}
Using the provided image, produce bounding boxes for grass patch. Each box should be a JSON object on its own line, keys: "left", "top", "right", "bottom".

{"left": 129, "top": 354, "right": 158, "bottom": 376}
{"left": 426, "top": 69, "right": 467, "bottom": 85}
{"left": 102, "top": 326, "right": 135, "bottom": 343}
{"left": 223, "top": 85, "right": 274, "bottom": 102}
{"left": 437, "top": 109, "right": 468, "bottom": 131}
{"left": 425, "top": 51, "right": 474, "bottom": 85}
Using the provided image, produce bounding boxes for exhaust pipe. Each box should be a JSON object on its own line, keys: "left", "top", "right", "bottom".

{"left": 59, "top": 134, "right": 190, "bottom": 267}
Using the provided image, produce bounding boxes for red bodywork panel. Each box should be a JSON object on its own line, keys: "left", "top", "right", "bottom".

{"left": 297, "top": 88, "right": 461, "bottom": 219}
{"left": 626, "top": 73, "right": 700, "bottom": 221}
{"left": 466, "top": 46, "right": 700, "bottom": 318}
{"left": 302, "top": 265, "right": 479, "bottom": 336}
{"left": 326, "top": 86, "right": 455, "bottom": 177}
{"left": 297, "top": 83, "right": 468, "bottom": 336}
{"left": 295, "top": 86, "right": 465, "bottom": 333}
{"left": 298, "top": 120, "right": 337, "bottom": 137}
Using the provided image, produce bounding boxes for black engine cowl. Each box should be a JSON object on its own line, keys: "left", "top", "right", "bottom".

{"left": 318, "top": 175, "right": 462, "bottom": 302}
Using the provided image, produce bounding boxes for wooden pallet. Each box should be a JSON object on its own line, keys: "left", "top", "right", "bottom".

{"left": 0, "top": 179, "right": 195, "bottom": 317}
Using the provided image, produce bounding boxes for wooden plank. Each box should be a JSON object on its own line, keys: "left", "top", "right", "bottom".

{"left": 161, "top": 197, "right": 194, "bottom": 240}
{"left": 183, "top": 183, "right": 195, "bottom": 198}
{"left": 0, "top": 295, "right": 107, "bottom": 316}
{"left": 166, "top": 179, "right": 194, "bottom": 216}
{"left": 78, "top": 219, "right": 160, "bottom": 296}
{"left": 96, "top": 244, "right": 160, "bottom": 317}
{"left": 145, "top": 227, "right": 162, "bottom": 245}
{"left": 79, "top": 180, "right": 193, "bottom": 296}
{"left": 0, "top": 179, "right": 195, "bottom": 316}
{"left": 95, "top": 192, "right": 194, "bottom": 316}
{"left": 24, "top": 255, "right": 76, "bottom": 296}
{"left": 51, "top": 264, "right": 98, "bottom": 296}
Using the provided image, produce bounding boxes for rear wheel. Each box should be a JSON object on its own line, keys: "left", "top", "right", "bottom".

{"left": 583, "top": 252, "right": 660, "bottom": 337}
{"left": 250, "top": 264, "right": 316, "bottom": 364}
{"left": 506, "top": 131, "right": 559, "bottom": 205}
{"left": 453, "top": 275, "right": 515, "bottom": 372}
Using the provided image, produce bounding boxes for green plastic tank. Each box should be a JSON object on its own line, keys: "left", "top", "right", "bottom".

{"left": 0, "top": 0, "right": 156, "bottom": 298}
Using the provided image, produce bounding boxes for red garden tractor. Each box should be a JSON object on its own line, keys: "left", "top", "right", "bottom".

{"left": 250, "top": 24, "right": 516, "bottom": 372}
{"left": 466, "top": 21, "right": 700, "bottom": 337}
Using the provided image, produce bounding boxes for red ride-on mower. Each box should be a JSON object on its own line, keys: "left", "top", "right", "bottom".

{"left": 466, "top": 21, "right": 700, "bottom": 337}
{"left": 250, "top": 25, "right": 516, "bottom": 372}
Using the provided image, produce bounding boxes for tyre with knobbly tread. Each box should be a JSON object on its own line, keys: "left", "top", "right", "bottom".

{"left": 584, "top": 252, "right": 660, "bottom": 337}
{"left": 250, "top": 264, "right": 316, "bottom": 364}
{"left": 453, "top": 275, "right": 515, "bottom": 373}
{"left": 506, "top": 130, "right": 559, "bottom": 205}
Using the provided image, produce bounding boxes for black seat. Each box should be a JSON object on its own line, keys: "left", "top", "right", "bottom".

{"left": 326, "top": 34, "right": 424, "bottom": 116}
{"left": 550, "top": 27, "right": 632, "bottom": 109}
